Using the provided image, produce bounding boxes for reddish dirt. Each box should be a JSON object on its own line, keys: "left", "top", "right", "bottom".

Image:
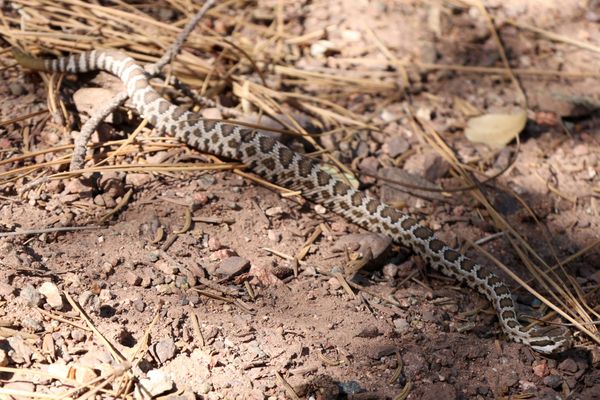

{"left": 1, "top": 1, "right": 600, "bottom": 399}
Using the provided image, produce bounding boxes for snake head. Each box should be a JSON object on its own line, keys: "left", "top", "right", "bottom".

{"left": 527, "top": 326, "right": 571, "bottom": 355}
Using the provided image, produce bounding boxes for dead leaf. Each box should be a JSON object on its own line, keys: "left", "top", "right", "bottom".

{"left": 464, "top": 110, "right": 527, "bottom": 149}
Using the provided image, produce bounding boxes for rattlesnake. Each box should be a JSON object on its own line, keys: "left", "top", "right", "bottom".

{"left": 13, "top": 48, "right": 570, "bottom": 354}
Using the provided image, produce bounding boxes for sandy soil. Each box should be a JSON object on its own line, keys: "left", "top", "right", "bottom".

{"left": 1, "top": 1, "right": 600, "bottom": 399}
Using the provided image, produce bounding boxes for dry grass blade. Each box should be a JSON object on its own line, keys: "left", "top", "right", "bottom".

{"left": 413, "top": 118, "right": 597, "bottom": 346}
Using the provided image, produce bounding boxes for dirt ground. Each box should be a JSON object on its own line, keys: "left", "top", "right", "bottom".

{"left": 1, "top": 1, "right": 600, "bottom": 399}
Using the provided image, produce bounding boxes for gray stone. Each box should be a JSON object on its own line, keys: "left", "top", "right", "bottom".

{"left": 136, "top": 369, "right": 174, "bottom": 398}
{"left": 20, "top": 284, "right": 42, "bottom": 307}
{"left": 543, "top": 374, "right": 563, "bottom": 389}
{"left": 384, "top": 136, "right": 410, "bottom": 158}
{"left": 154, "top": 338, "right": 177, "bottom": 364}
{"left": 22, "top": 317, "right": 43, "bottom": 332}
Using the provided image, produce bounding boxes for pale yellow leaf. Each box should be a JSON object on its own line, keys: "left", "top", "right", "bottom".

{"left": 464, "top": 110, "right": 527, "bottom": 149}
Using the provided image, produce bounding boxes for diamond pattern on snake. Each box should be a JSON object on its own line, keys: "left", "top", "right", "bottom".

{"left": 13, "top": 48, "right": 570, "bottom": 354}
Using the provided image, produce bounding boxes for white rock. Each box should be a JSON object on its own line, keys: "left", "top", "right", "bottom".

{"left": 39, "top": 282, "right": 63, "bottom": 310}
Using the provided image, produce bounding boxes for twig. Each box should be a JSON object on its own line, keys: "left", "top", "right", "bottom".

{"left": 0, "top": 225, "right": 100, "bottom": 237}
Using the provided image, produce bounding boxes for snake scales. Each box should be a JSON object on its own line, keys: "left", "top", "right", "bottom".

{"left": 14, "top": 48, "right": 570, "bottom": 354}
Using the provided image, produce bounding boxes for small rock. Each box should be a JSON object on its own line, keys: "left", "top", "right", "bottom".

{"left": 265, "top": 206, "right": 284, "bottom": 217}
{"left": 393, "top": 318, "right": 409, "bottom": 334}
{"left": 20, "top": 284, "right": 43, "bottom": 307}
{"left": 9, "top": 83, "right": 26, "bottom": 96}
{"left": 314, "top": 205, "right": 327, "bottom": 214}
{"left": 404, "top": 151, "right": 450, "bottom": 182}
{"left": 22, "top": 317, "right": 43, "bottom": 332}
{"left": 369, "top": 344, "right": 397, "bottom": 359}
{"left": 327, "top": 277, "right": 341, "bottom": 291}
{"left": 137, "top": 369, "right": 174, "bottom": 398}
{"left": 155, "top": 260, "right": 178, "bottom": 275}
{"left": 558, "top": 358, "right": 578, "bottom": 373}
{"left": 310, "top": 40, "right": 339, "bottom": 57}
{"left": 382, "top": 263, "right": 399, "bottom": 279}
{"left": 7, "top": 336, "right": 34, "bottom": 364}
{"left": 532, "top": 360, "right": 548, "bottom": 377}
{"left": 125, "top": 271, "right": 142, "bottom": 286}
{"left": 39, "top": 281, "right": 63, "bottom": 310}
{"left": 126, "top": 173, "right": 152, "bottom": 187}
{"left": 198, "top": 381, "right": 213, "bottom": 394}
{"left": 208, "top": 248, "right": 237, "bottom": 262}
{"left": 207, "top": 237, "right": 223, "bottom": 251}
{"left": 543, "top": 374, "right": 563, "bottom": 389}
{"left": 356, "top": 326, "right": 381, "bottom": 338}
{"left": 101, "top": 262, "right": 114, "bottom": 274}
{"left": 267, "top": 229, "right": 281, "bottom": 242}
{"left": 133, "top": 299, "right": 145, "bottom": 312}
{"left": 98, "top": 289, "right": 113, "bottom": 303}
{"left": 358, "top": 156, "right": 379, "bottom": 175}
{"left": 154, "top": 338, "right": 177, "bottom": 364}
{"left": 215, "top": 257, "right": 250, "bottom": 278}
{"left": 384, "top": 136, "right": 410, "bottom": 158}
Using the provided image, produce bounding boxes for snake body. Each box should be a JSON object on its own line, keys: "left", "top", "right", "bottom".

{"left": 14, "top": 49, "right": 570, "bottom": 354}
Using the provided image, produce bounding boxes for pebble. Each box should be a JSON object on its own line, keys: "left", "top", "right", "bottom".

{"left": 403, "top": 151, "right": 450, "bottom": 182}
{"left": 543, "top": 374, "right": 563, "bottom": 389}
{"left": 9, "top": 83, "right": 26, "bottom": 96}
{"left": 20, "top": 284, "right": 43, "bottom": 307}
{"left": 558, "top": 358, "right": 578, "bottom": 373}
{"left": 126, "top": 173, "right": 153, "bottom": 187}
{"left": 98, "top": 289, "right": 114, "bottom": 303}
{"left": 22, "top": 317, "right": 43, "bottom": 332}
{"left": 327, "top": 277, "right": 341, "bottom": 291}
{"left": 393, "top": 318, "right": 409, "bottom": 334}
{"left": 137, "top": 369, "right": 174, "bottom": 398}
{"left": 532, "top": 360, "right": 548, "bottom": 377}
{"left": 39, "top": 282, "right": 63, "bottom": 310}
{"left": 265, "top": 206, "right": 284, "bottom": 217}
{"left": 154, "top": 338, "right": 177, "bottom": 364}
{"left": 155, "top": 260, "right": 179, "bottom": 275}
{"left": 356, "top": 326, "right": 381, "bottom": 338}
{"left": 79, "top": 290, "right": 100, "bottom": 312}
{"left": 314, "top": 204, "right": 327, "bottom": 214}
{"left": 382, "top": 263, "right": 399, "bottom": 279}
{"left": 133, "top": 299, "right": 146, "bottom": 312}
{"left": 267, "top": 229, "right": 281, "bottom": 242}
{"left": 125, "top": 271, "right": 142, "bottom": 286}
{"left": 7, "top": 336, "right": 33, "bottom": 364}
{"left": 215, "top": 256, "right": 250, "bottom": 278}
{"left": 369, "top": 344, "right": 397, "bottom": 359}
{"left": 207, "top": 237, "right": 223, "bottom": 251}
{"left": 384, "top": 136, "right": 409, "bottom": 158}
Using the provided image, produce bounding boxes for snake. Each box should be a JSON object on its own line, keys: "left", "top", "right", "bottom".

{"left": 13, "top": 48, "right": 570, "bottom": 354}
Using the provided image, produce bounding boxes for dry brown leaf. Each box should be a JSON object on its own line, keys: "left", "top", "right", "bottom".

{"left": 464, "top": 110, "right": 527, "bottom": 149}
